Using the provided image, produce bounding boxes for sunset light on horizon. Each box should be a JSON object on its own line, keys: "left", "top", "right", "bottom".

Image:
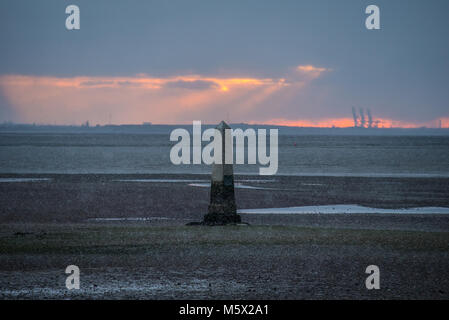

{"left": 1, "top": 1, "right": 448, "bottom": 129}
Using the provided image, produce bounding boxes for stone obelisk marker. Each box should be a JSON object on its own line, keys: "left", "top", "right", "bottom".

{"left": 203, "top": 121, "right": 241, "bottom": 225}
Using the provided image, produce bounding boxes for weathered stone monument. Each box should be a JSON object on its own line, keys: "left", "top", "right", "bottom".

{"left": 203, "top": 121, "right": 241, "bottom": 225}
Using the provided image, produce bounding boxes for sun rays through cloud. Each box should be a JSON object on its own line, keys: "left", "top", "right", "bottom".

{"left": 0, "top": 65, "right": 446, "bottom": 128}
{"left": 0, "top": 67, "right": 312, "bottom": 125}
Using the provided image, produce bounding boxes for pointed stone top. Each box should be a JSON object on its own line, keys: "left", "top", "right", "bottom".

{"left": 216, "top": 120, "right": 231, "bottom": 131}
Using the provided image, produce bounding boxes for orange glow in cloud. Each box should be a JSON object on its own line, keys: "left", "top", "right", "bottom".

{"left": 256, "top": 117, "right": 449, "bottom": 128}
{"left": 0, "top": 74, "right": 290, "bottom": 124}
{"left": 260, "top": 118, "right": 355, "bottom": 128}
{"left": 1, "top": 69, "right": 446, "bottom": 128}
{"left": 296, "top": 65, "right": 331, "bottom": 79}
{"left": 0, "top": 74, "right": 281, "bottom": 91}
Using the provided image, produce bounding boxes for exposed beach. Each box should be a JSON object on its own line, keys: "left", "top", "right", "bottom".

{"left": 2, "top": 0, "right": 449, "bottom": 303}
{"left": 1, "top": 173, "right": 448, "bottom": 299}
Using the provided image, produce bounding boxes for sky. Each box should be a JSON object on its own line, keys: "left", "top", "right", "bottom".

{"left": 0, "top": 0, "right": 448, "bottom": 127}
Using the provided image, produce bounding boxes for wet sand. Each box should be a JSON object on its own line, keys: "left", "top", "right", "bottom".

{"left": 0, "top": 174, "right": 449, "bottom": 299}
{"left": 1, "top": 224, "right": 448, "bottom": 299}
{"left": 1, "top": 173, "right": 449, "bottom": 224}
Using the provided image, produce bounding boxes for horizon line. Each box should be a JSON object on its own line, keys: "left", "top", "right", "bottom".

{"left": 1, "top": 122, "right": 448, "bottom": 130}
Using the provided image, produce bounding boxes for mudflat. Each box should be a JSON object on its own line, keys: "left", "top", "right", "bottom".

{"left": 0, "top": 223, "right": 448, "bottom": 299}
{"left": 1, "top": 173, "right": 449, "bottom": 224}
{"left": 1, "top": 174, "right": 448, "bottom": 299}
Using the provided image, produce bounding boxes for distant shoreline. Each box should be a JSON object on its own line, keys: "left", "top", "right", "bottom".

{"left": 1, "top": 123, "right": 449, "bottom": 136}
